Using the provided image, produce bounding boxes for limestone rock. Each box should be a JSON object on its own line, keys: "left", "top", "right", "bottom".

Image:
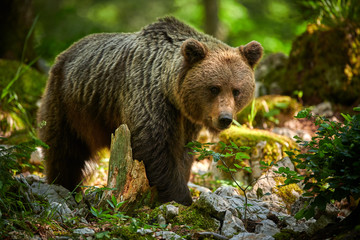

{"left": 221, "top": 210, "right": 246, "bottom": 238}
{"left": 255, "top": 219, "right": 280, "bottom": 236}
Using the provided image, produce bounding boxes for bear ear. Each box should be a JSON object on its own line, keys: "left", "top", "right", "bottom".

{"left": 181, "top": 38, "right": 208, "bottom": 65}
{"left": 239, "top": 41, "right": 263, "bottom": 68}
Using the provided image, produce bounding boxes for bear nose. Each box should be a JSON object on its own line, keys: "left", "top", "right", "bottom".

{"left": 218, "top": 113, "right": 233, "bottom": 129}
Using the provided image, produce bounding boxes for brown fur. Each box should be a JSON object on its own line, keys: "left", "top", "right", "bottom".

{"left": 37, "top": 17, "right": 262, "bottom": 205}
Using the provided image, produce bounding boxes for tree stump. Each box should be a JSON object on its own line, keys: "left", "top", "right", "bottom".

{"left": 100, "top": 124, "right": 155, "bottom": 210}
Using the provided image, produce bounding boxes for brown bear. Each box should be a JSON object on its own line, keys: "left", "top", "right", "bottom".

{"left": 37, "top": 17, "right": 262, "bottom": 206}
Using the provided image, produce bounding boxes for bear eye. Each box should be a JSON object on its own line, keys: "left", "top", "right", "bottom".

{"left": 210, "top": 86, "right": 220, "bottom": 95}
{"left": 233, "top": 89, "right": 240, "bottom": 97}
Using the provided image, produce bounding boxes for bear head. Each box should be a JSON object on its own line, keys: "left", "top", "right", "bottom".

{"left": 178, "top": 38, "right": 263, "bottom": 132}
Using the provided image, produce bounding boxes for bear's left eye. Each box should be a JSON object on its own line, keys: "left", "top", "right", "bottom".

{"left": 233, "top": 89, "right": 240, "bottom": 97}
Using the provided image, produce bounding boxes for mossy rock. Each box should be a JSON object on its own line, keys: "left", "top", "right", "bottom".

{"left": 273, "top": 176, "right": 303, "bottom": 207}
{"left": 216, "top": 126, "right": 297, "bottom": 183}
{"left": 237, "top": 95, "right": 301, "bottom": 128}
{"left": 281, "top": 23, "right": 360, "bottom": 105}
{"left": 219, "top": 125, "right": 296, "bottom": 160}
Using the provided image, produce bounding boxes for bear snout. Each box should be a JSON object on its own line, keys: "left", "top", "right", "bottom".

{"left": 217, "top": 113, "right": 233, "bottom": 129}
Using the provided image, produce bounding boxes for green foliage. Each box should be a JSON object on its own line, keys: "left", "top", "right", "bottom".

{"left": 0, "top": 137, "right": 47, "bottom": 235}
{"left": 276, "top": 108, "right": 360, "bottom": 219}
{"left": 0, "top": 59, "right": 47, "bottom": 140}
{"left": 33, "top": 0, "right": 307, "bottom": 61}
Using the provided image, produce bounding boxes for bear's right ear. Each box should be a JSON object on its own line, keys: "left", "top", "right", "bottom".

{"left": 181, "top": 39, "right": 208, "bottom": 65}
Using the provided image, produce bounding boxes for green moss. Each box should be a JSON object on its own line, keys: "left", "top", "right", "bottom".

{"left": 171, "top": 204, "right": 219, "bottom": 231}
{"left": 273, "top": 176, "right": 303, "bottom": 207}
{"left": 111, "top": 226, "right": 154, "bottom": 240}
{"left": 219, "top": 125, "right": 296, "bottom": 162}
{"left": 237, "top": 95, "right": 301, "bottom": 128}
{"left": 273, "top": 229, "right": 302, "bottom": 240}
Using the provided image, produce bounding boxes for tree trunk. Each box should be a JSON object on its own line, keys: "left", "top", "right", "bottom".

{"left": 202, "top": 0, "right": 221, "bottom": 39}
{"left": 0, "top": 0, "right": 37, "bottom": 64}
{"left": 100, "top": 124, "right": 156, "bottom": 211}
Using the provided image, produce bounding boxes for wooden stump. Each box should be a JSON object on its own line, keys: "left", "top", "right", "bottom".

{"left": 100, "top": 124, "right": 155, "bottom": 210}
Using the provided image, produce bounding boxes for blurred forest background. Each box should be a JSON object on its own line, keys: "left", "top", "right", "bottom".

{"left": 0, "top": 0, "right": 359, "bottom": 156}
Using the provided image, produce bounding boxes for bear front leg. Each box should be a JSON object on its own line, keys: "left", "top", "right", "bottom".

{"left": 131, "top": 132, "right": 193, "bottom": 206}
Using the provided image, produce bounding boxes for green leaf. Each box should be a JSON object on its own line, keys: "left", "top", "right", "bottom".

{"left": 75, "top": 192, "right": 83, "bottom": 203}
{"left": 235, "top": 152, "right": 250, "bottom": 160}
{"left": 295, "top": 108, "right": 311, "bottom": 119}
{"left": 353, "top": 107, "right": 360, "bottom": 112}
{"left": 230, "top": 141, "right": 239, "bottom": 150}
{"left": 234, "top": 163, "right": 242, "bottom": 169}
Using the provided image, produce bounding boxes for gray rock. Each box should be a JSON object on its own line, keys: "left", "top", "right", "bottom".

{"left": 49, "top": 202, "right": 73, "bottom": 220}
{"left": 230, "top": 232, "right": 275, "bottom": 240}
{"left": 198, "top": 191, "right": 230, "bottom": 220}
{"left": 312, "top": 102, "right": 333, "bottom": 117}
{"left": 306, "top": 215, "right": 335, "bottom": 235}
{"left": 221, "top": 210, "right": 246, "bottom": 238}
{"left": 73, "top": 227, "right": 95, "bottom": 236}
{"left": 285, "top": 219, "right": 312, "bottom": 233}
{"left": 214, "top": 186, "right": 240, "bottom": 197}
{"left": 137, "top": 228, "right": 153, "bottom": 235}
{"left": 272, "top": 127, "right": 311, "bottom": 142}
{"left": 158, "top": 214, "right": 166, "bottom": 226}
{"left": 255, "top": 219, "right": 280, "bottom": 236}
{"left": 165, "top": 205, "right": 179, "bottom": 220}
{"left": 188, "top": 182, "right": 211, "bottom": 194}
{"left": 247, "top": 157, "right": 300, "bottom": 214}
{"left": 155, "top": 231, "right": 184, "bottom": 240}
{"left": 30, "top": 182, "right": 77, "bottom": 208}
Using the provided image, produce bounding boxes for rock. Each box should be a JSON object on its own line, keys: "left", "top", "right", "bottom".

{"left": 158, "top": 214, "right": 166, "bottom": 226}
{"left": 214, "top": 186, "right": 241, "bottom": 197}
{"left": 248, "top": 157, "right": 302, "bottom": 213}
{"left": 49, "top": 202, "right": 73, "bottom": 219}
{"left": 306, "top": 214, "right": 337, "bottom": 235}
{"left": 188, "top": 182, "right": 211, "bottom": 194}
{"left": 198, "top": 191, "right": 230, "bottom": 220}
{"left": 30, "top": 147, "right": 43, "bottom": 165}
{"left": 155, "top": 231, "right": 184, "bottom": 240}
{"left": 230, "top": 232, "right": 275, "bottom": 240}
{"left": 24, "top": 174, "right": 45, "bottom": 185}
{"left": 285, "top": 217, "right": 314, "bottom": 233}
{"left": 30, "top": 182, "right": 77, "bottom": 209}
{"left": 272, "top": 127, "right": 311, "bottom": 142}
{"left": 165, "top": 205, "right": 179, "bottom": 220}
{"left": 255, "top": 219, "right": 280, "bottom": 236}
{"left": 73, "top": 227, "right": 95, "bottom": 236}
{"left": 312, "top": 102, "right": 333, "bottom": 117}
{"left": 221, "top": 210, "right": 246, "bottom": 238}
{"left": 137, "top": 228, "right": 153, "bottom": 235}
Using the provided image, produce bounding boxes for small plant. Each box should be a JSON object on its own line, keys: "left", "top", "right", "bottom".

{"left": 276, "top": 107, "right": 360, "bottom": 219}
{"left": 187, "top": 141, "right": 272, "bottom": 227}
{"left": 247, "top": 99, "right": 257, "bottom": 129}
